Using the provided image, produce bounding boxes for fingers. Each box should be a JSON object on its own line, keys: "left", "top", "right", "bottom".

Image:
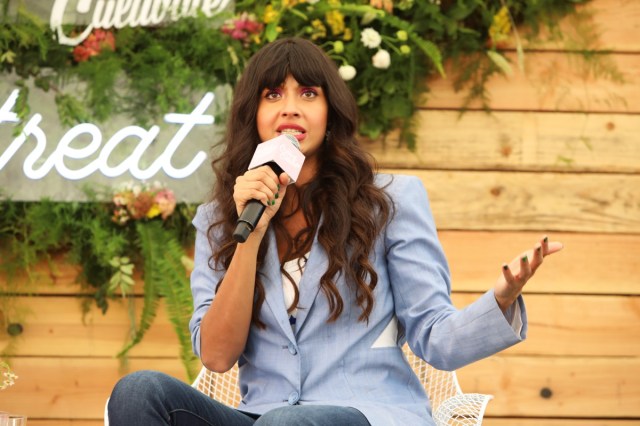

{"left": 541, "top": 235, "right": 549, "bottom": 256}
{"left": 540, "top": 235, "right": 564, "bottom": 256}
{"left": 502, "top": 255, "right": 532, "bottom": 289}
{"left": 501, "top": 263, "right": 516, "bottom": 285}
{"left": 504, "top": 235, "right": 563, "bottom": 282}
{"left": 520, "top": 254, "right": 532, "bottom": 277}
{"left": 530, "top": 244, "right": 543, "bottom": 271}
{"left": 234, "top": 166, "right": 281, "bottom": 211}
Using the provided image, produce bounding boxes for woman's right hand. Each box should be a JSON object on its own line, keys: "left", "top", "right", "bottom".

{"left": 233, "top": 166, "right": 290, "bottom": 237}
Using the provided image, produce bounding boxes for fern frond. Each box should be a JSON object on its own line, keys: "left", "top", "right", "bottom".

{"left": 154, "top": 233, "right": 199, "bottom": 381}
{"left": 116, "top": 221, "right": 162, "bottom": 359}
{"left": 118, "top": 221, "right": 198, "bottom": 380}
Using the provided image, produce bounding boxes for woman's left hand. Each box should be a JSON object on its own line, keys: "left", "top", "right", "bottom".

{"left": 494, "top": 236, "right": 564, "bottom": 312}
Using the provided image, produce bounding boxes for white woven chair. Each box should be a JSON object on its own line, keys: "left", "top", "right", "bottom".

{"left": 191, "top": 344, "right": 493, "bottom": 426}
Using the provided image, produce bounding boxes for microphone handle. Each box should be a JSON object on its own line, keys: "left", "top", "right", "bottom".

{"left": 233, "top": 200, "right": 266, "bottom": 243}
{"left": 232, "top": 161, "right": 286, "bottom": 243}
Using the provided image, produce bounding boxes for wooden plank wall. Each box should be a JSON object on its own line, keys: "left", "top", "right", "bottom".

{"left": 1, "top": 0, "right": 639, "bottom": 424}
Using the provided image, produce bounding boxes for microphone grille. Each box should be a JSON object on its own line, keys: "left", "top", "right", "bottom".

{"left": 281, "top": 133, "right": 301, "bottom": 150}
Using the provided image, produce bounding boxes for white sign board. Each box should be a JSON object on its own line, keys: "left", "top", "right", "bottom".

{"left": 0, "top": 80, "right": 227, "bottom": 203}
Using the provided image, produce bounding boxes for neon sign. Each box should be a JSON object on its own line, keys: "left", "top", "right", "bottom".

{"left": 0, "top": 89, "right": 214, "bottom": 180}
{"left": 51, "top": 0, "right": 232, "bottom": 46}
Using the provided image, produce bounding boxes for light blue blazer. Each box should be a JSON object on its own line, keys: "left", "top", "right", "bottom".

{"left": 189, "top": 174, "right": 526, "bottom": 426}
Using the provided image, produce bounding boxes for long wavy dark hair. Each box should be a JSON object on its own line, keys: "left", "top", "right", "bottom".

{"left": 208, "top": 37, "right": 392, "bottom": 327}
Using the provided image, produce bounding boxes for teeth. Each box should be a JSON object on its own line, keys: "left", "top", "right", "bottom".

{"left": 281, "top": 129, "right": 302, "bottom": 135}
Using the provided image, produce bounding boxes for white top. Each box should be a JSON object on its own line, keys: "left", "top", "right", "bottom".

{"left": 282, "top": 255, "right": 308, "bottom": 328}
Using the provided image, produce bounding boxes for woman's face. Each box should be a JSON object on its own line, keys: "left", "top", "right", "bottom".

{"left": 256, "top": 74, "right": 328, "bottom": 163}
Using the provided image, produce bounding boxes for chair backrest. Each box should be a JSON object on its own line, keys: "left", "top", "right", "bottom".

{"left": 192, "top": 344, "right": 492, "bottom": 426}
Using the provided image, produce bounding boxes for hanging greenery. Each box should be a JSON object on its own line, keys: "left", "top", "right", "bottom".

{"left": 0, "top": 184, "right": 200, "bottom": 380}
{"left": 1, "top": 0, "right": 589, "bottom": 147}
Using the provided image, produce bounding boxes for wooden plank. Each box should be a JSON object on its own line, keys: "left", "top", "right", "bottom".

{"left": 458, "top": 356, "right": 640, "bottom": 418}
{"left": 440, "top": 231, "right": 640, "bottom": 295}
{"left": 0, "top": 357, "right": 188, "bottom": 419}
{"left": 382, "top": 169, "right": 640, "bottom": 233}
{"left": 3, "top": 293, "right": 638, "bottom": 358}
{"left": 484, "top": 419, "right": 640, "bottom": 426}
{"left": 452, "top": 294, "right": 640, "bottom": 357}
{"left": 0, "top": 297, "right": 181, "bottom": 357}
{"left": 424, "top": 52, "right": 640, "bottom": 113}
{"left": 27, "top": 422, "right": 102, "bottom": 426}
{"left": 2, "top": 355, "right": 638, "bottom": 419}
{"left": 366, "top": 111, "right": 640, "bottom": 173}
{"left": 3, "top": 231, "right": 639, "bottom": 296}
{"left": 0, "top": 252, "right": 144, "bottom": 295}
{"left": 521, "top": 0, "right": 640, "bottom": 52}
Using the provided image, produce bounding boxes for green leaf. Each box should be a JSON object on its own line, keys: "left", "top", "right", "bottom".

{"left": 265, "top": 22, "right": 279, "bottom": 42}
{"left": 487, "top": 50, "right": 513, "bottom": 76}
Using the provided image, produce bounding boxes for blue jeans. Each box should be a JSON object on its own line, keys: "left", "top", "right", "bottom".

{"left": 108, "top": 370, "right": 371, "bottom": 426}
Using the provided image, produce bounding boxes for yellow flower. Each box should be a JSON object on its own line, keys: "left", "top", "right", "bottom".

{"left": 310, "top": 19, "right": 327, "bottom": 40}
{"left": 283, "top": 0, "right": 300, "bottom": 7}
{"left": 325, "top": 10, "right": 345, "bottom": 36}
{"left": 343, "top": 28, "right": 353, "bottom": 41}
{"left": 146, "top": 204, "right": 161, "bottom": 219}
{"left": 489, "top": 6, "right": 511, "bottom": 47}
{"left": 263, "top": 5, "right": 278, "bottom": 24}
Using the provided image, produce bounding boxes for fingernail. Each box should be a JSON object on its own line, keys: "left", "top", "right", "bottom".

{"left": 543, "top": 236, "right": 548, "bottom": 243}
{"left": 275, "top": 193, "right": 279, "bottom": 199}
{"left": 502, "top": 264, "right": 509, "bottom": 270}
{"left": 537, "top": 246, "right": 542, "bottom": 252}
{"left": 521, "top": 255, "right": 528, "bottom": 262}
{"left": 271, "top": 200, "right": 276, "bottom": 206}
{"left": 277, "top": 184, "right": 281, "bottom": 191}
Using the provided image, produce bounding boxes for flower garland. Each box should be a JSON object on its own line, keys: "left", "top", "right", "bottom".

{"left": 1, "top": 0, "right": 589, "bottom": 147}
{"left": 111, "top": 181, "right": 177, "bottom": 225}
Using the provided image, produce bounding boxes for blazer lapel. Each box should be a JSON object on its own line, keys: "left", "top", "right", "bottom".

{"left": 293, "top": 231, "right": 326, "bottom": 336}
{"left": 261, "top": 229, "right": 296, "bottom": 342}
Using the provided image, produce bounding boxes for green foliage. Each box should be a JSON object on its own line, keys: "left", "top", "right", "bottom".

{"left": 0, "top": 0, "right": 590, "bottom": 148}
{"left": 115, "top": 221, "right": 198, "bottom": 380}
{"left": 0, "top": 197, "right": 197, "bottom": 377}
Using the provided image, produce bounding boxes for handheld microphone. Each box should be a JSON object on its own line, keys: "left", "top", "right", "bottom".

{"left": 233, "top": 134, "right": 305, "bottom": 243}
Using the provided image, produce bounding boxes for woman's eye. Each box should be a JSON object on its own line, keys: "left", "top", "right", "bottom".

{"left": 264, "top": 89, "right": 281, "bottom": 99}
{"left": 301, "top": 88, "right": 319, "bottom": 98}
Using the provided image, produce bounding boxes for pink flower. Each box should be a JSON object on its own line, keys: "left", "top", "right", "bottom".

{"left": 111, "top": 183, "right": 177, "bottom": 224}
{"left": 154, "top": 189, "right": 176, "bottom": 220}
{"left": 222, "top": 12, "right": 263, "bottom": 45}
{"left": 73, "top": 29, "right": 116, "bottom": 63}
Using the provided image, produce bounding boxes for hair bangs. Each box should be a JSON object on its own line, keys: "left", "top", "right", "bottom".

{"left": 255, "top": 39, "right": 330, "bottom": 91}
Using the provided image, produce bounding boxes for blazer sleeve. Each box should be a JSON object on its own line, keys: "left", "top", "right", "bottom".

{"left": 188, "top": 203, "right": 225, "bottom": 358}
{"left": 383, "top": 175, "right": 527, "bottom": 371}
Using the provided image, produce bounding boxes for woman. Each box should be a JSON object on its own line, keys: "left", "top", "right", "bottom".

{"left": 108, "top": 37, "right": 562, "bottom": 426}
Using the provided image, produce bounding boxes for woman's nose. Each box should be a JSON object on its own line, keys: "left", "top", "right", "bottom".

{"left": 280, "top": 96, "right": 301, "bottom": 117}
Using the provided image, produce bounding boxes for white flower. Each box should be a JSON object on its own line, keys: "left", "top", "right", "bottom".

{"left": 307, "top": 0, "right": 320, "bottom": 3}
{"left": 372, "top": 49, "right": 391, "bottom": 69}
{"left": 338, "top": 65, "right": 357, "bottom": 81}
{"left": 361, "top": 28, "right": 382, "bottom": 49}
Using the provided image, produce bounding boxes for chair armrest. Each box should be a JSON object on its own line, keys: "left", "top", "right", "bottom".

{"left": 432, "top": 393, "right": 494, "bottom": 426}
